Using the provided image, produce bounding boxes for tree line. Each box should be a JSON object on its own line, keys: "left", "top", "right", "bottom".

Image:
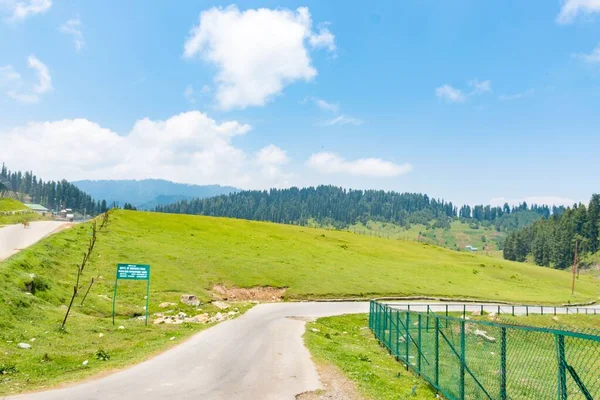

{"left": 503, "top": 194, "right": 600, "bottom": 269}
{"left": 155, "top": 185, "right": 553, "bottom": 230}
{"left": 1, "top": 164, "right": 108, "bottom": 215}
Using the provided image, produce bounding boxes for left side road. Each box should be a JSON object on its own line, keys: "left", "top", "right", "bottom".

{"left": 0, "top": 221, "right": 72, "bottom": 261}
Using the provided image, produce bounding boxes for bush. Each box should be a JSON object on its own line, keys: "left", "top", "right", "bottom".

{"left": 95, "top": 349, "right": 111, "bottom": 361}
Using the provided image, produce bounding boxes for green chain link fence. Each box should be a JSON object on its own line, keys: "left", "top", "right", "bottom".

{"left": 369, "top": 301, "right": 600, "bottom": 399}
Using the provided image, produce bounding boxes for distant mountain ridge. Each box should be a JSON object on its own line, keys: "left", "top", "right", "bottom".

{"left": 73, "top": 179, "right": 239, "bottom": 209}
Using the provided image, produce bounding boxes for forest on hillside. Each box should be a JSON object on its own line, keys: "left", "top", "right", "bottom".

{"left": 155, "top": 186, "right": 557, "bottom": 232}
{"left": 503, "top": 194, "right": 600, "bottom": 269}
{"left": 1, "top": 164, "right": 107, "bottom": 215}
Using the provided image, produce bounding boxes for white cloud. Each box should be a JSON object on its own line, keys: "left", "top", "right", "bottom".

{"left": 469, "top": 79, "right": 492, "bottom": 95}
{"left": 306, "top": 152, "right": 412, "bottom": 177}
{"left": 575, "top": 44, "right": 600, "bottom": 63}
{"left": 324, "top": 115, "right": 364, "bottom": 126}
{"left": 255, "top": 145, "right": 291, "bottom": 186}
{"left": 489, "top": 196, "right": 576, "bottom": 208}
{"left": 435, "top": 84, "right": 465, "bottom": 103}
{"left": 499, "top": 89, "right": 535, "bottom": 101}
{"left": 313, "top": 98, "right": 339, "bottom": 113}
{"left": 0, "top": 55, "right": 52, "bottom": 104}
{"left": 308, "top": 25, "right": 336, "bottom": 52}
{"left": 183, "top": 5, "right": 335, "bottom": 110}
{"left": 256, "top": 144, "right": 289, "bottom": 165}
{"left": 59, "top": 18, "right": 84, "bottom": 51}
{"left": 1, "top": 0, "right": 51, "bottom": 21}
{"left": 0, "top": 112, "right": 294, "bottom": 189}
{"left": 557, "top": 0, "right": 600, "bottom": 24}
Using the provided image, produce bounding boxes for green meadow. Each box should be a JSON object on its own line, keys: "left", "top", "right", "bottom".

{"left": 1, "top": 209, "right": 598, "bottom": 394}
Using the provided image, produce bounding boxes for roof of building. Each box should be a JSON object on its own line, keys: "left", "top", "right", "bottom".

{"left": 25, "top": 203, "right": 49, "bottom": 211}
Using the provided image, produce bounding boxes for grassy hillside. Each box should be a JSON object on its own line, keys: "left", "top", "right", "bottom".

{"left": 0, "top": 198, "right": 28, "bottom": 212}
{"left": 3, "top": 209, "right": 596, "bottom": 305}
{"left": 346, "top": 220, "right": 504, "bottom": 254}
{"left": 1, "top": 210, "right": 598, "bottom": 394}
{"left": 0, "top": 198, "right": 45, "bottom": 226}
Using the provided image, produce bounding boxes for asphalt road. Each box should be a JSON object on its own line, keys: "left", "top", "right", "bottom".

{"left": 5, "top": 301, "right": 598, "bottom": 400}
{"left": 0, "top": 221, "right": 71, "bottom": 261}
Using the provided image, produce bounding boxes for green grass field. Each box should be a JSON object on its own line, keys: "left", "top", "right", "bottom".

{"left": 0, "top": 198, "right": 28, "bottom": 212}
{"left": 347, "top": 220, "right": 504, "bottom": 255}
{"left": 0, "top": 198, "right": 46, "bottom": 226}
{"left": 309, "top": 312, "right": 600, "bottom": 400}
{"left": 304, "top": 314, "right": 435, "bottom": 400}
{"left": 1, "top": 209, "right": 599, "bottom": 394}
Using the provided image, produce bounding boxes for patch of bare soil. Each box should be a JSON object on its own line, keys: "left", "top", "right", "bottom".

{"left": 211, "top": 284, "right": 287, "bottom": 302}
{"left": 296, "top": 363, "right": 363, "bottom": 400}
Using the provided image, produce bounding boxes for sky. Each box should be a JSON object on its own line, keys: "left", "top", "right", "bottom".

{"left": 0, "top": 0, "right": 599, "bottom": 207}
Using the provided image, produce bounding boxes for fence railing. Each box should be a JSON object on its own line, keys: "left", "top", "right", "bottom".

{"left": 369, "top": 301, "right": 600, "bottom": 400}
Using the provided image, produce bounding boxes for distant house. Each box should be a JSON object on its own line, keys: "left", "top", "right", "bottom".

{"left": 465, "top": 245, "right": 478, "bottom": 251}
{"left": 25, "top": 203, "right": 49, "bottom": 215}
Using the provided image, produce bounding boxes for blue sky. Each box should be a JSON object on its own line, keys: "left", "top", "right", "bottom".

{"left": 0, "top": 0, "right": 599, "bottom": 206}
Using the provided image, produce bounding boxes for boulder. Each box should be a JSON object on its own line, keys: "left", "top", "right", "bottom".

{"left": 159, "top": 302, "right": 176, "bottom": 308}
{"left": 180, "top": 294, "right": 201, "bottom": 307}
{"left": 17, "top": 343, "right": 31, "bottom": 349}
{"left": 177, "top": 312, "right": 188, "bottom": 320}
{"left": 213, "top": 301, "right": 230, "bottom": 310}
{"left": 471, "top": 310, "right": 481, "bottom": 316}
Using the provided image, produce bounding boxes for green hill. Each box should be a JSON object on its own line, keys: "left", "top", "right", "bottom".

{"left": 0, "top": 198, "right": 28, "bottom": 212}
{"left": 1, "top": 210, "right": 598, "bottom": 394}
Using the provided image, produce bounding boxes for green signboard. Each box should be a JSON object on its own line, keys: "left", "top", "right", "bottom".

{"left": 117, "top": 263, "right": 150, "bottom": 280}
{"left": 112, "top": 263, "right": 151, "bottom": 326}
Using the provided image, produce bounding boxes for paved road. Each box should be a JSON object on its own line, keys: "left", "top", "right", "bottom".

{"left": 0, "top": 221, "right": 72, "bottom": 261}
{"left": 5, "top": 301, "right": 599, "bottom": 400}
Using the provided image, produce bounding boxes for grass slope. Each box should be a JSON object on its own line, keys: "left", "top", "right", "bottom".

{"left": 306, "top": 313, "right": 600, "bottom": 400}
{"left": 3, "top": 209, "right": 594, "bottom": 304}
{"left": 1, "top": 210, "right": 598, "bottom": 393}
{"left": 305, "top": 314, "right": 435, "bottom": 399}
{"left": 347, "top": 220, "right": 504, "bottom": 255}
{"left": 0, "top": 198, "right": 28, "bottom": 212}
{"left": 0, "top": 198, "right": 45, "bottom": 226}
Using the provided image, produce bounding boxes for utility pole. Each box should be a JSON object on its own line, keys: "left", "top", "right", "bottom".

{"left": 571, "top": 240, "right": 578, "bottom": 296}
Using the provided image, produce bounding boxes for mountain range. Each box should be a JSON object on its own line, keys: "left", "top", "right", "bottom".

{"left": 73, "top": 179, "right": 239, "bottom": 209}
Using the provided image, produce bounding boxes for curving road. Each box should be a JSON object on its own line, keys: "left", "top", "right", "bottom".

{"left": 0, "top": 221, "right": 72, "bottom": 261}
{"left": 5, "top": 301, "right": 599, "bottom": 400}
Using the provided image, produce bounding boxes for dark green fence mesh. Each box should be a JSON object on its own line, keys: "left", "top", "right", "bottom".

{"left": 369, "top": 301, "right": 600, "bottom": 400}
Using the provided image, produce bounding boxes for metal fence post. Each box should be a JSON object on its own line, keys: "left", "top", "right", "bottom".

{"left": 369, "top": 301, "right": 373, "bottom": 329}
{"left": 405, "top": 311, "right": 410, "bottom": 368}
{"left": 435, "top": 317, "right": 440, "bottom": 387}
{"left": 463, "top": 304, "right": 466, "bottom": 320}
{"left": 526, "top": 305, "right": 529, "bottom": 316}
{"left": 556, "top": 334, "right": 567, "bottom": 400}
{"left": 418, "top": 313, "right": 422, "bottom": 374}
{"left": 460, "top": 319, "right": 466, "bottom": 400}
{"left": 500, "top": 327, "right": 507, "bottom": 400}
{"left": 512, "top": 305, "right": 514, "bottom": 316}
{"left": 395, "top": 310, "right": 400, "bottom": 358}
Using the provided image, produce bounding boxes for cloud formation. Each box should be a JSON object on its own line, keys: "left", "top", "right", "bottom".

{"left": 183, "top": 6, "right": 335, "bottom": 110}
{"left": 1, "top": 0, "right": 51, "bottom": 21}
{"left": 59, "top": 18, "right": 84, "bottom": 51}
{"left": 435, "top": 84, "right": 465, "bottom": 103}
{"left": 575, "top": 44, "right": 600, "bottom": 63}
{"left": 557, "top": 0, "right": 600, "bottom": 24}
{"left": 0, "top": 112, "right": 297, "bottom": 189}
{"left": 306, "top": 152, "right": 412, "bottom": 177}
{"left": 323, "top": 115, "right": 364, "bottom": 126}
{"left": 0, "top": 55, "right": 52, "bottom": 103}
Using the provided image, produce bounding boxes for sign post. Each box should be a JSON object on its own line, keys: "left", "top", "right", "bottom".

{"left": 112, "top": 263, "right": 151, "bottom": 326}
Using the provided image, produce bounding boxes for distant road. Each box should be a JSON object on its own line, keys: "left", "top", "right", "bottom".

{"left": 0, "top": 221, "right": 72, "bottom": 261}
{"left": 5, "top": 301, "right": 599, "bottom": 400}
